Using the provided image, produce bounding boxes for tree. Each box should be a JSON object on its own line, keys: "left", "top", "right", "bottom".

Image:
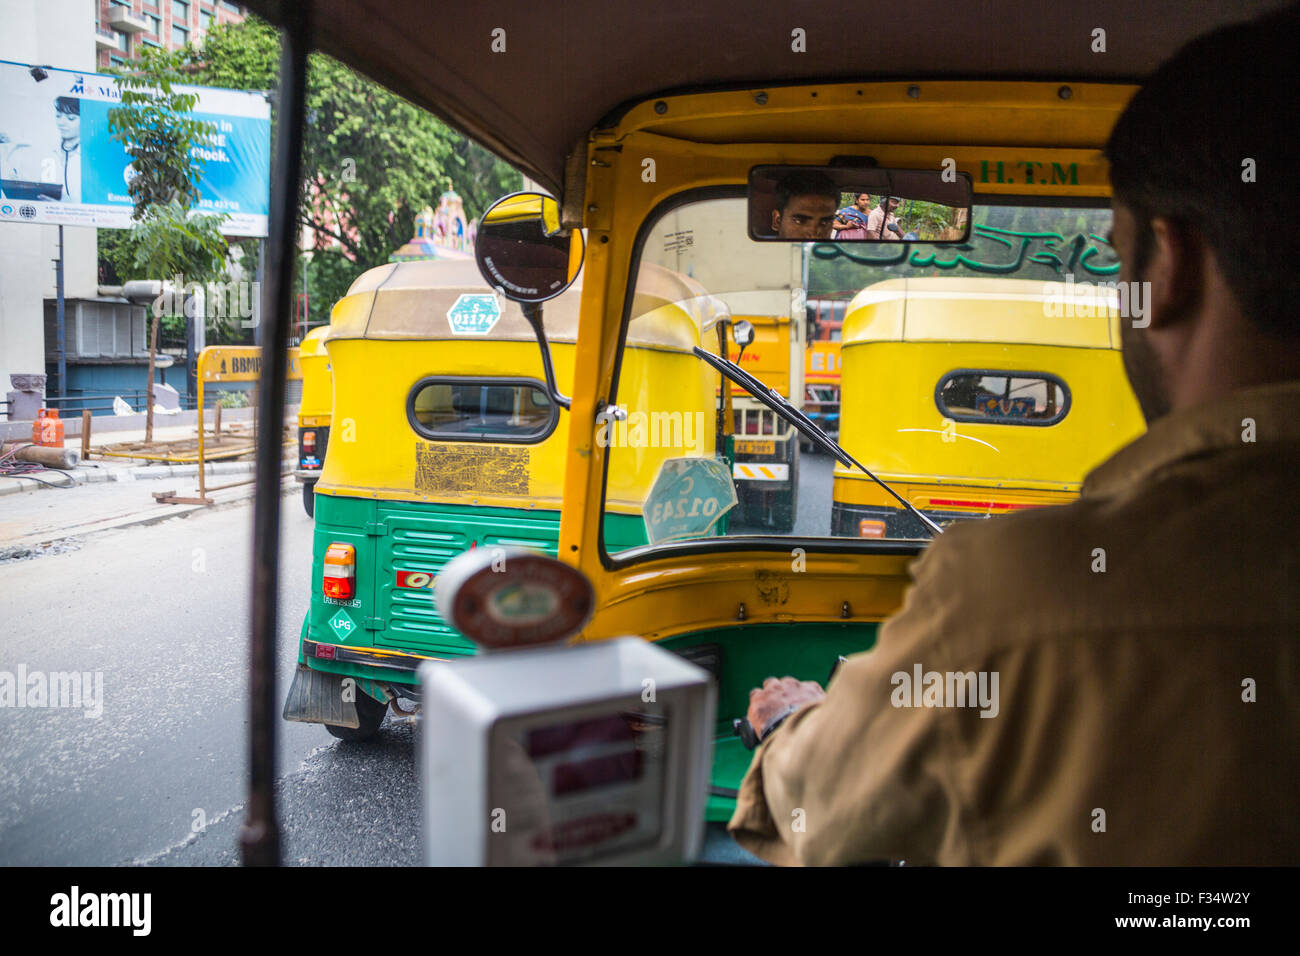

{"left": 107, "top": 46, "right": 234, "bottom": 435}
{"left": 187, "top": 16, "right": 520, "bottom": 323}
{"left": 107, "top": 46, "right": 232, "bottom": 279}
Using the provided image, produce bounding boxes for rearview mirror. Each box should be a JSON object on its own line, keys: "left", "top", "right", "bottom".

{"left": 748, "top": 164, "right": 971, "bottom": 243}
{"left": 732, "top": 320, "right": 755, "bottom": 348}
{"left": 475, "top": 191, "right": 584, "bottom": 303}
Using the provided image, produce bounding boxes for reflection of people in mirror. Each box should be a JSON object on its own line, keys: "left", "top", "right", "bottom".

{"left": 866, "top": 196, "right": 902, "bottom": 240}
{"left": 50, "top": 96, "right": 81, "bottom": 203}
{"left": 832, "top": 193, "right": 873, "bottom": 240}
{"left": 769, "top": 170, "right": 839, "bottom": 239}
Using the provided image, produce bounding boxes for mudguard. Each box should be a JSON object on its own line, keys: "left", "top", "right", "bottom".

{"left": 282, "top": 664, "right": 360, "bottom": 728}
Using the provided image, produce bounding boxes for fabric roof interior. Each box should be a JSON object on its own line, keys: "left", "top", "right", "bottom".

{"left": 241, "top": 1, "right": 1289, "bottom": 196}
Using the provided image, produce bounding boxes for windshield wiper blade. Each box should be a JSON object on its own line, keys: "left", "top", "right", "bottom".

{"left": 693, "top": 346, "right": 943, "bottom": 538}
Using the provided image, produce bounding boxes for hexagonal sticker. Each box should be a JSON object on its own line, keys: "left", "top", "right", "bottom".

{"left": 643, "top": 457, "right": 738, "bottom": 545}
{"left": 446, "top": 293, "right": 502, "bottom": 336}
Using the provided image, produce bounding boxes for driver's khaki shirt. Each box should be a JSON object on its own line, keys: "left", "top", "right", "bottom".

{"left": 728, "top": 381, "right": 1300, "bottom": 865}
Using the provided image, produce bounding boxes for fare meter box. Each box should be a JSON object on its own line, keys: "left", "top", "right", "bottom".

{"left": 419, "top": 637, "right": 716, "bottom": 866}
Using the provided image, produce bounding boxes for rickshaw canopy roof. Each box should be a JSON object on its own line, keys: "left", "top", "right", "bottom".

{"left": 241, "top": 0, "right": 1287, "bottom": 196}
{"left": 327, "top": 257, "right": 725, "bottom": 348}
{"left": 842, "top": 277, "right": 1119, "bottom": 349}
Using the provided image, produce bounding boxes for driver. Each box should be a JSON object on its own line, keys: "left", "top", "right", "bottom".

{"left": 769, "top": 170, "right": 839, "bottom": 239}
{"left": 729, "top": 5, "right": 1300, "bottom": 866}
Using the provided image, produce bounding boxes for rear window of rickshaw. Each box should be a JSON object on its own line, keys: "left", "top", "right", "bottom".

{"left": 937, "top": 371, "right": 1071, "bottom": 426}
{"left": 408, "top": 377, "right": 556, "bottom": 443}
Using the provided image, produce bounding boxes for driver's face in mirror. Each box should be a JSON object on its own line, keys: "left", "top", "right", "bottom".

{"left": 770, "top": 171, "right": 839, "bottom": 239}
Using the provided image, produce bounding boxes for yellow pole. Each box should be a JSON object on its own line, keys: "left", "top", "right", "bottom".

{"left": 197, "top": 349, "right": 206, "bottom": 500}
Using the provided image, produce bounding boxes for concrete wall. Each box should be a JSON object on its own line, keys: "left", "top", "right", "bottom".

{"left": 0, "top": 0, "right": 98, "bottom": 411}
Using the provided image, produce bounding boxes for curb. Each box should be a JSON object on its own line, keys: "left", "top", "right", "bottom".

{"left": 0, "top": 457, "right": 298, "bottom": 497}
{"left": 0, "top": 481, "right": 300, "bottom": 563}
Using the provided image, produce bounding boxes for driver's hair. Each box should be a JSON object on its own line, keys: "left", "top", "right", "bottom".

{"left": 1104, "top": 3, "right": 1300, "bottom": 338}
{"left": 772, "top": 170, "right": 839, "bottom": 213}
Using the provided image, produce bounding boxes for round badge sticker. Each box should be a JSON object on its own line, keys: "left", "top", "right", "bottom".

{"left": 436, "top": 548, "right": 594, "bottom": 650}
{"left": 485, "top": 581, "right": 560, "bottom": 627}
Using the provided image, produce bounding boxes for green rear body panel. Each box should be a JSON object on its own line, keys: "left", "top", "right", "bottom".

{"left": 300, "top": 493, "right": 647, "bottom": 678}
{"left": 298, "top": 492, "right": 878, "bottom": 824}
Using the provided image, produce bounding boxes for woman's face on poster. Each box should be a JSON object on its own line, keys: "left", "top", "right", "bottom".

{"left": 55, "top": 108, "right": 80, "bottom": 143}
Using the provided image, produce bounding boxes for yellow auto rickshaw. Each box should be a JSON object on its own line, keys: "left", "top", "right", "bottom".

{"left": 284, "top": 250, "right": 733, "bottom": 740}
{"left": 295, "top": 324, "right": 333, "bottom": 517}
{"left": 832, "top": 276, "right": 1146, "bottom": 537}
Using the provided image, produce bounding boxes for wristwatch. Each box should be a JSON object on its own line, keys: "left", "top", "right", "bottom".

{"left": 733, "top": 704, "right": 800, "bottom": 750}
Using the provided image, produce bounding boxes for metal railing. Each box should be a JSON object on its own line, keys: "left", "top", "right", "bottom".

{"left": 38, "top": 389, "right": 203, "bottom": 417}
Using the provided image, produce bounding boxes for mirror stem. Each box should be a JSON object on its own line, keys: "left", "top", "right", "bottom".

{"left": 522, "top": 301, "right": 571, "bottom": 409}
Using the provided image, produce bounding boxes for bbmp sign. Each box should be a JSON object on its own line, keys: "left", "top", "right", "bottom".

{"left": 200, "top": 346, "right": 303, "bottom": 383}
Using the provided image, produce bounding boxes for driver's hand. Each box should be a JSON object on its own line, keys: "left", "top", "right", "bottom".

{"left": 747, "top": 676, "right": 825, "bottom": 736}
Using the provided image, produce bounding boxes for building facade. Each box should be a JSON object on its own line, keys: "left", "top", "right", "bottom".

{"left": 95, "top": 0, "right": 245, "bottom": 71}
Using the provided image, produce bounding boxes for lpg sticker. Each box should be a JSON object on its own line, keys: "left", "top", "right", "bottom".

{"left": 328, "top": 610, "right": 357, "bottom": 641}
{"left": 446, "top": 293, "right": 502, "bottom": 335}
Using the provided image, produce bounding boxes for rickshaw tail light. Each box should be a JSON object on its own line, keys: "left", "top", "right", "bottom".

{"left": 323, "top": 542, "right": 356, "bottom": 600}
{"left": 302, "top": 430, "right": 316, "bottom": 451}
{"left": 858, "top": 520, "right": 886, "bottom": 539}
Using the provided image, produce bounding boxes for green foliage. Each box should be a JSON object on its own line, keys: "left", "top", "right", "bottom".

{"left": 104, "top": 45, "right": 231, "bottom": 289}
{"left": 190, "top": 16, "right": 520, "bottom": 312}
{"left": 108, "top": 46, "right": 216, "bottom": 214}
{"left": 216, "top": 389, "right": 251, "bottom": 408}
{"left": 300, "top": 248, "right": 364, "bottom": 327}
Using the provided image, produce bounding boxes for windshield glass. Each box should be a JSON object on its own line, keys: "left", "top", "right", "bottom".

{"left": 603, "top": 196, "right": 1145, "bottom": 556}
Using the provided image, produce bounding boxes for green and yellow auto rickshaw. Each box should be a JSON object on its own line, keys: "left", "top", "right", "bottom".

{"left": 284, "top": 249, "right": 735, "bottom": 740}
{"left": 295, "top": 324, "right": 332, "bottom": 517}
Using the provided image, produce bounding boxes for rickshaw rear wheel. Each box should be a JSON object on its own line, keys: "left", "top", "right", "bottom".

{"left": 326, "top": 690, "right": 387, "bottom": 742}
{"left": 302, "top": 480, "right": 316, "bottom": 518}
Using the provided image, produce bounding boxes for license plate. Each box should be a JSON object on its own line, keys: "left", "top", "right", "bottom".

{"left": 734, "top": 439, "right": 775, "bottom": 455}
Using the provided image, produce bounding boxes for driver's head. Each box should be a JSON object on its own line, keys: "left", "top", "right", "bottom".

{"left": 771, "top": 171, "right": 839, "bottom": 239}
{"left": 1104, "top": 4, "right": 1300, "bottom": 422}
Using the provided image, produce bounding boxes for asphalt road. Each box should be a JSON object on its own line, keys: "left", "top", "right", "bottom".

{"left": 726, "top": 445, "right": 836, "bottom": 538}
{"left": 0, "top": 496, "right": 370, "bottom": 866}
{"left": 0, "top": 454, "right": 835, "bottom": 866}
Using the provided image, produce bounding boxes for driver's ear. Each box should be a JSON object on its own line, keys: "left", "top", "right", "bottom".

{"left": 771, "top": 209, "right": 781, "bottom": 233}
{"left": 1146, "top": 217, "right": 1204, "bottom": 330}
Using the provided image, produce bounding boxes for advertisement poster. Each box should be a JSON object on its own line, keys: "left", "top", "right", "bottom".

{"left": 0, "top": 60, "right": 270, "bottom": 236}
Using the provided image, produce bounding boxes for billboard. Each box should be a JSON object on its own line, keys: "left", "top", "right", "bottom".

{"left": 0, "top": 60, "right": 270, "bottom": 236}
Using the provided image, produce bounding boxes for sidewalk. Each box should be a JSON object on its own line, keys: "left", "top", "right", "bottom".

{"left": 0, "top": 417, "right": 296, "bottom": 498}
{"left": 0, "top": 469, "right": 301, "bottom": 560}
{"left": 0, "top": 419, "right": 301, "bottom": 559}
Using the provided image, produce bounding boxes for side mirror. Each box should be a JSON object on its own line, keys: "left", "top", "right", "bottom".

{"left": 732, "top": 320, "right": 755, "bottom": 348}
{"left": 475, "top": 192, "right": 584, "bottom": 304}
{"left": 475, "top": 191, "right": 584, "bottom": 409}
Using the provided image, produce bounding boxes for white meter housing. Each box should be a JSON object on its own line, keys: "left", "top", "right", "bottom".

{"left": 420, "top": 637, "right": 716, "bottom": 866}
